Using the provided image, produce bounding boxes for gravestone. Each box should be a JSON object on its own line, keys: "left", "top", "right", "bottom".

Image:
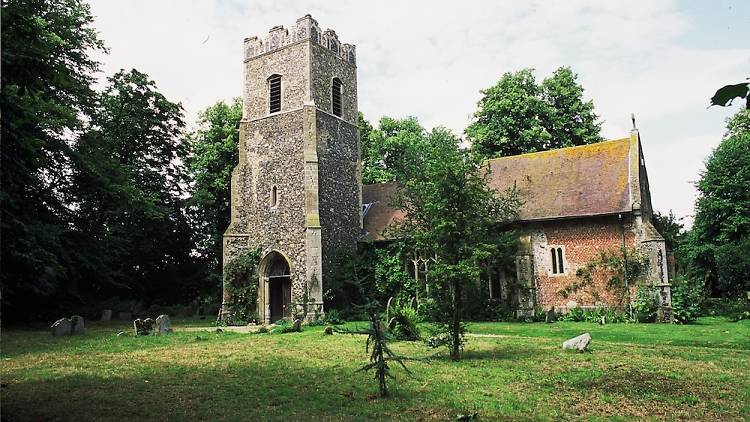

{"left": 545, "top": 307, "right": 556, "bottom": 323}
{"left": 155, "top": 314, "right": 172, "bottom": 334}
{"left": 143, "top": 318, "right": 155, "bottom": 334}
{"left": 51, "top": 318, "right": 72, "bottom": 337}
{"left": 562, "top": 333, "right": 591, "bottom": 352}
{"left": 292, "top": 318, "right": 302, "bottom": 332}
{"left": 133, "top": 318, "right": 151, "bottom": 336}
{"left": 71, "top": 315, "right": 85, "bottom": 335}
{"left": 101, "top": 309, "right": 112, "bottom": 321}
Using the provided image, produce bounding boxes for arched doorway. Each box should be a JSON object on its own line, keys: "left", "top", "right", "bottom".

{"left": 263, "top": 251, "right": 292, "bottom": 323}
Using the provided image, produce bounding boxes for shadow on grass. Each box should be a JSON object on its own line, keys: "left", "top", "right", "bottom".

{"left": 1, "top": 342, "right": 447, "bottom": 422}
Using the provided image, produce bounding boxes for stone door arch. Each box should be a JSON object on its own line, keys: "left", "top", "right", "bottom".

{"left": 259, "top": 250, "right": 292, "bottom": 324}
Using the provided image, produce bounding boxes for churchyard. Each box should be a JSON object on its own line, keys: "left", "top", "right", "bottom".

{"left": 2, "top": 317, "right": 748, "bottom": 421}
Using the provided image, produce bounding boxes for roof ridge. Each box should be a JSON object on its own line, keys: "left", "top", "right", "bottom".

{"left": 483, "top": 137, "right": 630, "bottom": 163}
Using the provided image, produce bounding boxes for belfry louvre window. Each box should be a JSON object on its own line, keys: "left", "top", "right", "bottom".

{"left": 331, "top": 78, "right": 342, "bottom": 117}
{"left": 551, "top": 247, "right": 565, "bottom": 274}
{"left": 268, "top": 74, "right": 282, "bottom": 113}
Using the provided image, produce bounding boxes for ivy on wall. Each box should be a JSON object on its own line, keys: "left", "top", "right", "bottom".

{"left": 223, "top": 247, "right": 262, "bottom": 325}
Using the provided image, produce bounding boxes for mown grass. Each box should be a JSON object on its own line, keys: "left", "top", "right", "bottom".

{"left": 1, "top": 317, "right": 748, "bottom": 421}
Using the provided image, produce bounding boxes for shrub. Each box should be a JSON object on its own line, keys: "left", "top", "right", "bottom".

{"left": 223, "top": 248, "right": 262, "bottom": 325}
{"left": 702, "top": 298, "right": 750, "bottom": 321}
{"left": 632, "top": 286, "right": 659, "bottom": 322}
{"left": 324, "top": 309, "right": 345, "bottom": 325}
{"left": 388, "top": 301, "right": 421, "bottom": 341}
{"left": 559, "top": 306, "right": 628, "bottom": 323}
{"left": 270, "top": 318, "right": 300, "bottom": 334}
{"left": 670, "top": 275, "right": 704, "bottom": 324}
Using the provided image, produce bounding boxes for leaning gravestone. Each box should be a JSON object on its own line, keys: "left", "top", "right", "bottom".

{"left": 101, "top": 309, "right": 112, "bottom": 321}
{"left": 155, "top": 314, "right": 172, "bottom": 334}
{"left": 133, "top": 318, "right": 150, "bottom": 336}
{"left": 143, "top": 318, "right": 155, "bottom": 334}
{"left": 292, "top": 318, "right": 302, "bottom": 332}
{"left": 51, "top": 318, "right": 72, "bottom": 337}
{"left": 562, "top": 333, "right": 591, "bottom": 352}
{"left": 70, "top": 315, "right": 85, "bottom": 335}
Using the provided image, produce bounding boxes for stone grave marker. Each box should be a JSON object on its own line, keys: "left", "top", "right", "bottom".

{"left": 51, "top": 318, "right": 72, "bottom": 337}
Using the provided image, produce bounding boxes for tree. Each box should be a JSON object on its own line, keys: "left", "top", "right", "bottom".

{"left": 688, "top": 109, "right": 750, "bottom": 297}
{"left": 652, "top": 210, "right": 685, "bottom": 252}
{"left": 73, "top": 69, "right": 199, "bottom": 303}
{"left": 0, "top": 0, "right": 105, "bottom": 319}
{"left": 392, "top": 128, "right": 519, "bottom": 360}
{"left": 360, "top": 116, "right": 429, "bottom": 184}
{"left": 466, "top": 67, "right": 602, "bottom": 158}
{"left": 185, "top": 98, "right": 242, "bottom": 289}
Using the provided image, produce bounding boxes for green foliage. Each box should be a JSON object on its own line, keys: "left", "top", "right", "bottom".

{"left": 388, "top": 300, "right": 421, "bottom": 341}
{"left": 564, "top": 247, "right": 649, "bottom": 308}
{"left": 652, "top": 210, "right": 685, "bottom": 252}
{"left": 391, "top": 128, "right": 520, "bottom": 359}
{"left": 336, "top": 309, "right": 412, "bottom": 397}
{"left": 701, "top": 298, "right": 750, "bottom": 322}
{"left": 710, "top": 81, "right": 749, "bottom": 108}
{"left": 185, "top": 98, "right": 243, "bottom": 290}
{"left": 1, "top": 0, "right": 106, "bottom": 320}
{"left": 223, "top": 248, "right": 262, "bottom": 325}
{"left": 270, "top": 318, "right": 301, "bottom": 334}
{"left": 670, "top": 275, "right": 704, "bottom": 324}
{"left": 558, "top": 306, "right": 629, "bottom": 323}
{"left": 323, "top": 309, "right": 345, "bottom": 325}
{"left": 689, "top": 109, "right": 750, "bottom": 297}
{"left": 360, "top": 115, "right": 430, "bottom": 183}
{"left": 631, "top": 287, "right": 659, "bottom": 323}
{"left": 467, "top": 67, "right": 602, "bottom": 158}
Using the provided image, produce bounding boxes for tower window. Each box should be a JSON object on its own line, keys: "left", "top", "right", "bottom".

{"left": 270, "top": 186, "right": 278, "bottom": 207}
{"left": 550, "top": 247, "right": 565, "bottom": 274}
{"left": 331, "top": 78, "right": 342, "bottom": 117}
{"left": 268, "top": 74, "right": 282, "bottom": 113}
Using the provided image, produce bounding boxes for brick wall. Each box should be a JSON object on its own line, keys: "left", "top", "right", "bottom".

{"left": 528, "top": 215, "right": 637, "bottom": 311}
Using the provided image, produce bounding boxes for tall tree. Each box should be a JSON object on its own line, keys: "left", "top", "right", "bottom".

{"left": 392, "top": 128, "right": 519, "bottom": 360}
{"left": 466, "top": 67, "right": 601, "bottom": 158}
{"left": 1, "top": 0, "right": 105, "bottom": 318}
{"left": 74, "top": 69, "right": 199, "bottom": 303}
{"left": 185, "top": 98, "right": 242, "bottom": 289}
{"left": 360, "top": 116, "right": 428, "bottom": 184}
{"left": 688, "top": 109, "right": 750, "bottom": 297}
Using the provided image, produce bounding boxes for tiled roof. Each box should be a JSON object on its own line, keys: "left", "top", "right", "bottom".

{"left": 486, "top": 137, "right": 632, "bottom": 221}
{"left": 361, "top": 135, "right": 641, "bottom": 240}
{"left": 361, "top": 182, "right": 405, "bottom": 241}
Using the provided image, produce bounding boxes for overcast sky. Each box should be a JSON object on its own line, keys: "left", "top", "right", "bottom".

{"left": 88, "top": 0, "right": 749, "bottom": 226}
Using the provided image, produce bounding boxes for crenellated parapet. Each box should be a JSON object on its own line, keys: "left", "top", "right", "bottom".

{"left": 244, "top": 14, "right": 356, "bottom": 65}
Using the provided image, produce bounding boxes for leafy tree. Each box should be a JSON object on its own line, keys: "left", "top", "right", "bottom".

{"left": 0, "top": 0, "right": 105, "bottom": 319}
{"left": 360, "top": 116, "right": 429, "bottom": 183}
{"left": 710, "top": 77, "right": 749, "bottom": 109}
{"left": 185, "top": 98, "right": 242, "bottom": 288}
{"left": 689, "top": 109, "right": 750, "bottom": 297}
{"left": 652, "top": 210, "right": 685, "bottom": 252}
{"left": 392, "top": 128, "right": 519, "bottom": 360}
{"left": 73, "top": 69, "right": 199, "bottom": 303}
{"left": 467, "top": 67, "right": 602, "bottom": 158}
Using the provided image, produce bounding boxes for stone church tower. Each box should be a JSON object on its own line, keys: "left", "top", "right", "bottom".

{"left": 222, "top": 15, "right": 360, "bottom": 323}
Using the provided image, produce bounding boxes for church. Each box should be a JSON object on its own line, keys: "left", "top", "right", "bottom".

{"left": 221, "top": 15, "right": 672, "bottom": 324}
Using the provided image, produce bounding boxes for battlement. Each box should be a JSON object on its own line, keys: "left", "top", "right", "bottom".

{"left": 244, "top": 15, "right": 356, "bottom": 65}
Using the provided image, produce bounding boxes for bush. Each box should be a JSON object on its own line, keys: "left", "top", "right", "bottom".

{"left": 223, "top": 248, "right": 262, "bottom": 325}
{"left": 702, "top": 297, "right": 750, "bottom": 321}
{"left": 270, "top": 318, "right": 301, "bottom": 334}
{"left": 670, "top": 275, "right": 704, "bottom": 324}
{"left": 388, "top": 301, "right": 421, "bottom": 341}
{"left": 323, "top": 309, "right": 345, "bottom": 325}
{"left": 559, "top": 306, "right": 628, "bottom": 323}
{"left": 632, "top": 286, "right": 659, "bottom": 323}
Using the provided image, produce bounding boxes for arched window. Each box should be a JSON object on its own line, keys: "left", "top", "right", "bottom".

{"left": 550, "top": 247, "right": 566, "bottom": 274}
{"left": 550, "top": 249, "right": 558, "bottom": 274}
{"left": 331, "top": 77, "right": 342, "bottom": 117}
{"left": 270, "top": 186, "right": 278, "bottom": 207}
{"left": 268, "top": 74, "right": 282, "bottom": 113}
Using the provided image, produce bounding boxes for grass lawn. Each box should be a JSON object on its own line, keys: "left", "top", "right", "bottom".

{"left": 1, "top": 317, "right": 748, "bottom": 421}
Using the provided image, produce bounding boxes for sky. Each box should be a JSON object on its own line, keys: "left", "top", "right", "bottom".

{"left": 87, "top": 0, "right": 749, "bottom": 227}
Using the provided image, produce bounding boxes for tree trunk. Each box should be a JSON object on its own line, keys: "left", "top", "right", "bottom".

{"left": 450, "top": 277, "right": 461, "bottom": 360}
